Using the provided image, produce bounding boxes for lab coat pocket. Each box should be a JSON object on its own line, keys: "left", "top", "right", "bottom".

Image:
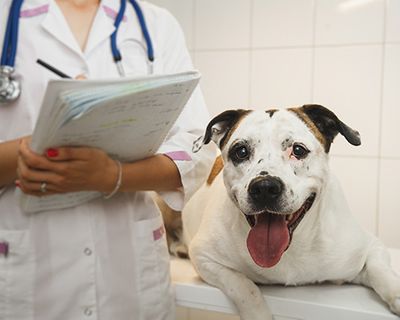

{"left": 0, "top": 230, "right": 34, "bottom": 320}
{"left": 133, "top": 215, "right": 174, "bottom": 320}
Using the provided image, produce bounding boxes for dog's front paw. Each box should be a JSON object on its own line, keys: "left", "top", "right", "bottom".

{"left": 390, "top": 297, "right": 400, "bottom": 315}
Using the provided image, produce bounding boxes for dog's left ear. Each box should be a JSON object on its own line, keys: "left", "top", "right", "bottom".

{"left": 203, "top": 109, "right": 251, "bottom": 149}
{"left": 300, "top": 104, "right": 361, "bottom": 152}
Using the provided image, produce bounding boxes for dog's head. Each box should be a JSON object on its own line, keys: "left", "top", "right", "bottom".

{"left": 202, "top": 104, "right": 361, "bottom": 268}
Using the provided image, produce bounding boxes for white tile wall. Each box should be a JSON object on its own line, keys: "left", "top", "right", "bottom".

{"left": 329, "top": 156, "right": 379, "bottom": 234}
{"left": 313, "top": 45, "right": 382, "bottom": 157}
{"left": 315, "top": 0, "right": 385, "bottom": 45}
{"left": 381, "top": 44, "right": 400, "bottom": 158}
{"left": 194, "top": 0, "right": 251, "bottom": 50}
{"left": 252, "top": 0, "right": 315, "bottom": 48}
{"left": 379, "top": 159, "right": 400, "bottom": 248}
{"left": 194, "top": 50, "right": 250, "bottom": 116}
{"left": 147, "top": 0, "right": 195, "bottom": 49}
{"left": 250, "top": 48, "right": 313, "bottom": 108}
{"left": 386, "top": 0, "right": 400, "bottom": 42}
{"left": 146, "top": 0, "right": 400, "bottom": 319}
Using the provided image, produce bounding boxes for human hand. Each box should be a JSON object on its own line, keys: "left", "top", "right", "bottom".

{"left": 16, "top": 138, "right": 119, "bottom": 197}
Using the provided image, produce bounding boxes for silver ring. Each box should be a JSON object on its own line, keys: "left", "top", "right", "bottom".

{"left": 40, "top": 182, "right": 47, "bottom": 193}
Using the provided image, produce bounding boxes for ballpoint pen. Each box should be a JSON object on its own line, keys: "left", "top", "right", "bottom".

{"left": 36, "top": 59, "right": 72, "bottom": 79}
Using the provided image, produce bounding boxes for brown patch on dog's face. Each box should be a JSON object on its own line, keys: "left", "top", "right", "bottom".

{"left": 207, "top": 155, "right": 224, "bottom": 185}
{"left": 288, "top": 107, "right": 328, "bottom": 152}
{"left": 289, "top": 104, "right": 361, "bottom": 153}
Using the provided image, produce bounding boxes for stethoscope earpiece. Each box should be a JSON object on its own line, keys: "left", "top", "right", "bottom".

{"left": 0, "top": 66, "right": 21, "bottom": 104}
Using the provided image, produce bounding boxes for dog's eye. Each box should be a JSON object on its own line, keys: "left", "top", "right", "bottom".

{"left": 229, "top": 142, "right": 251, "bottom": 165}
{"left": 235, "top": 145, "right": 249, "bottom": 160}
{"left": 292, "top": 144, "right": 309, "bottom": 159}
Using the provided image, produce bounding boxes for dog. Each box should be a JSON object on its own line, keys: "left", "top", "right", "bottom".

{"left": 180, "top": 104, "right": 400, "bottom": 320}
{"left": 153, "top": 193, "right": 189, "bottom": 258}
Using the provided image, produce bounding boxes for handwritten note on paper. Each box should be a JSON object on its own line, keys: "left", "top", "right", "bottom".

{"left": 18, "top": 71, "right": 201, "bottom": 213}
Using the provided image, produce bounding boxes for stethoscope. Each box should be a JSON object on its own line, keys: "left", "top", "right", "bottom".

{"left": 0, "top": 0, "right": 154, "bottom": 104}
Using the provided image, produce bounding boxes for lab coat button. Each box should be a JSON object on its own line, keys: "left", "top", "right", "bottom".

{"left": 84, "top": 247, "right": 92, "bottom": 256}
{"left": 84, "top": 307, "right": 93, "bottom": 316}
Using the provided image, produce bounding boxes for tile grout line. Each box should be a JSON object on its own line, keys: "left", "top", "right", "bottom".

{"left": 310, "top": 0, "right": 317, "bottom": 102}
{"left": 192, "top": 41, "right": 400, "bottom": 53}
{"left": 248, "top": 0, "right": 254, "bottom": 108}
{"left": 188, "top": 2, "right": 196, "bottom": 319}
{"left": 192, "top": 0, "right": 197, "bottom": 54}
{"left": 191, "top": 0, "right": 197, "bottom": 66}
{"left": 330, "top": 154, "right": 400, "bottom": 160}
{"left": 375, "top": 0, "right": 388, "bottom": 238}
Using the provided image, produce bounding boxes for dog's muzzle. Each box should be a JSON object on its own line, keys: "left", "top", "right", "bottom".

{"left": 245, "top": 192, "right": 316, "bottom": 269}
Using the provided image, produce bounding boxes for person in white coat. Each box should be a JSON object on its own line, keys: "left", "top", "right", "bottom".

{"left": 0, "top": 0, "right": 214, "bottom": 319}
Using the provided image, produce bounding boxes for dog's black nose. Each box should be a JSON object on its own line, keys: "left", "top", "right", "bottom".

{"left": 248, "top": 176, "right": 284, "bottom": 207}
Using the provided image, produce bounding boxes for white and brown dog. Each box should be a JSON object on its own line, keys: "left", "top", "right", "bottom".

{"left": 181, "top": 104, "right": 400, "bottom": 320}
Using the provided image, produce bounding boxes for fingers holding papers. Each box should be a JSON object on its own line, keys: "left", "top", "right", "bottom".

{"left": 16, "top": 139, "right": 118, "bottom": 196}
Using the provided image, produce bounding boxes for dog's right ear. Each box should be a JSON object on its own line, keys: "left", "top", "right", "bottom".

{"left": 203, "top": 109, "right": 250, "bottom": 149}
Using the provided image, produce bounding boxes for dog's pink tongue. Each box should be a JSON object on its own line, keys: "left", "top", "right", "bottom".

{"left": 246, "top": 214, "right": 289, "bottom": 268}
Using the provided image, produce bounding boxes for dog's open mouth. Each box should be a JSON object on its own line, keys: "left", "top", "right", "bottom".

{"left": 245, "top": 193, "right": 316, "bottom": 268}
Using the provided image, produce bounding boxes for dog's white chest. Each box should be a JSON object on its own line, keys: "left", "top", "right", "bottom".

{"left": 243, "top": 246, "right": 366, "bottom": 286}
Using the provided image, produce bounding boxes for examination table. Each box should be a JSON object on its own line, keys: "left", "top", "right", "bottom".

{"left": 171, "top": 248, "right": 400, "bottom": 320}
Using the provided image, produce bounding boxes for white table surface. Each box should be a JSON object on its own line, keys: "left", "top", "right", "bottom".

{"left": 171, "top": 249, "right": 400, "bottom": 320}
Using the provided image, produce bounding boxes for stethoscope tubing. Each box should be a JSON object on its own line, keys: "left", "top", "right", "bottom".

{"left": 0, "top": 1, "right": 13, "bottom": 65}
{"left": 1, "top": 0, "right": 23, "bottom": 66}
{"left": 130, "top": 0, "right": 154, "bottom": 62}
{"left": 10, "top": 0, "right": 24, "bottom": 66}
{"left": 110, "top": 0, "right": 126, "bottom": 63}
{"left": 2, "top": 0, "right": 154, "bottom": 70}
{"left": 111, "top": 0, "right": 154, "bottom": 76}
{"left": 0, "top": 0, "right": 154, "bottom": 103}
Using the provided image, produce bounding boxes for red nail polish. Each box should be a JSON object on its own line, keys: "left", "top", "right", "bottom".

{"left": 47, "top": 148, "right": 59, "bottom": 157}
{"left": 15, "top": 181, "right": 20, "bottom": 188}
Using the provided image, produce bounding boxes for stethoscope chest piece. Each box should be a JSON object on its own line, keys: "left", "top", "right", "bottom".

{"left": 0, "top": 66, "right": 21, "bottom": 104}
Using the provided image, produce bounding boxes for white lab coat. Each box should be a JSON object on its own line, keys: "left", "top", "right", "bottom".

{"left": 0, "top": 1, "right": 214, "bottom": 319}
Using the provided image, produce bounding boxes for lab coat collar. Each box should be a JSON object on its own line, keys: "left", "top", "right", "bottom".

{"left": 101, "top": 0, "right": 146, "bottom": 42}
{"left": 84, "top": 1, "right": 116, "bottom": 56}
{"left": 41, "top": 0, "right": 82, "bottom": 57}
{"left": 41, "top": 0, "right": 115, "bottom": 58}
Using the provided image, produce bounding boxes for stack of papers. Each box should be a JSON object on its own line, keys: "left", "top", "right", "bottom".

{"left": 18, "top": 71, "right": 201, "bottom": 213}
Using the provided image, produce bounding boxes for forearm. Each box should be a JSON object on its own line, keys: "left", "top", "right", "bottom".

{"left": 0, "top": 138, "right": 20, "bottom": 188}
{"left": 15, "top": 140, "right": 183, "bottom": 196}
{"left": 119, "top": 154, "right": 182, "bottom": 193}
